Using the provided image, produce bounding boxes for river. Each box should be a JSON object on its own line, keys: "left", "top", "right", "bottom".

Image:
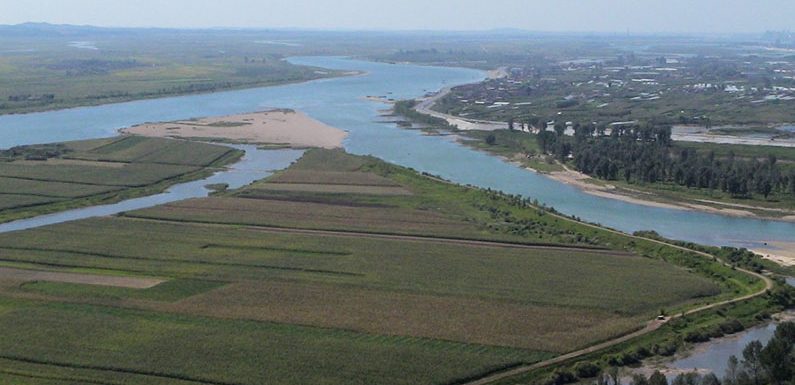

{"left": 0, "top": 56, "right": 793, "bottom": 249}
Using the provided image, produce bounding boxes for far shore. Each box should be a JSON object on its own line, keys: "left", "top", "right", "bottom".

{"left": 122, "top": 109, "right": 348, "bottom": 149}
{"left": 543, "top": 166, "right": 795, "bottom": 223}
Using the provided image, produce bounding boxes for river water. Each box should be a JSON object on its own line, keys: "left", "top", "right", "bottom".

{"left": 0, "top": 56, "right": 793, "bottom": 249}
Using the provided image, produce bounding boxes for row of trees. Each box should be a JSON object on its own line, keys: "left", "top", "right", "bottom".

{"left": 538, "top": 123, "right": 795, "bottom": 199}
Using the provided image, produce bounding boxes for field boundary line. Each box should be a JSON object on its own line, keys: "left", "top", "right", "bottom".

{"left": 121, "top": 216, "right": 632, "bottom": 255}
{"left": 0, "top": 354, "right": 246, "bottom": 385}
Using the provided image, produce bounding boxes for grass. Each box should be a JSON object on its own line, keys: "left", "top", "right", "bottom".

{"left": 0, "top": 148, "right": 774, "bottom": 385}
{"left": 0, "top": 136, "right": 242, "bottom": 223}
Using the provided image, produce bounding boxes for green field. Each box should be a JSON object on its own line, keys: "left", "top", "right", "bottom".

{"left": 0, "top": 28, "right": 343, "bottom": 115}
{"left": 0, "top": 136, "right": 241, "bottom": 222}
{"left": 0, "top": 148, "right": 769, "bottom": 384}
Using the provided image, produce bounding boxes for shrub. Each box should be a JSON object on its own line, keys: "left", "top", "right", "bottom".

{"left": 574, "top": 361, "right": 601, "bottom": 378}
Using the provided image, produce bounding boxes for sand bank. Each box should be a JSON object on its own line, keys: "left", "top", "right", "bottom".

{"left": 546, "top": 167, "right": 795, "bottom": 223}
{"left": 123, "top": 109, "right": 347, "bottom": 149}
{"left": 751, "top": 241, "right": 795, "bottom": 266}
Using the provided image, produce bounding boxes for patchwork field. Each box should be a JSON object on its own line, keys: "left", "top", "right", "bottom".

{"left": 0, "top": 148, "right": 756, "bottom": 385}
{"left": 0, "top": 136, "right": 240, "bottom": 222}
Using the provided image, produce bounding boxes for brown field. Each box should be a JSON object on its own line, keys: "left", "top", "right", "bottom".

{"left": 250, "top": 183, "right": 412, "bottom": 195}
{"left": 12, "top": 158, "right": 126, "bottom": 168}
{"left": 0, "top": 267, "right": 164, "bottom": 289}
{"left": 266, "top": 170, "right": 404, "bottom": 186}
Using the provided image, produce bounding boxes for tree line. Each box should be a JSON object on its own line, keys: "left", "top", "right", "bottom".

{"left": 537, "top": 124, "right": 795, "bottom": 199}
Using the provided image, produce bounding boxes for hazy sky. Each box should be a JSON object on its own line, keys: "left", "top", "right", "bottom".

{"left": 0, "top": 0, "right": 792, "bottom": 33}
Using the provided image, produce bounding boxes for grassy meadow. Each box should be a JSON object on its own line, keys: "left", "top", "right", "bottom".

{"left": 0, "top": 148, "right": 771, "bottom": 384}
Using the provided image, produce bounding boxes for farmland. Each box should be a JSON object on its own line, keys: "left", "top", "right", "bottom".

{"left": 0, "top": 135, "right": 241, "bottom": 222}
{"left": 0, "top": 25, "right": 347, "bottom": 115}
{"left": 0, "top": 148, "right": 773, "bottom": 385}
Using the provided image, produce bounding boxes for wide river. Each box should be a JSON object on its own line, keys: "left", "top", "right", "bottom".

{"left": 0, "top": 56, "right": 793, "bottom": 249}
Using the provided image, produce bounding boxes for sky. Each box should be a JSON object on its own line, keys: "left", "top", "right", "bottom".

{"left": 0, "top": 0, "right": 792, "bottom": 34}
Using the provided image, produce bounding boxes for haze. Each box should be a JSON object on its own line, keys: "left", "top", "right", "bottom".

{"left": 1, "top": 0, "right": 793, "bottom": 34}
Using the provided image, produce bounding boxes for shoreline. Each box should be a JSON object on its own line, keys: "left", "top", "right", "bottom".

{"left": 628, "top": 310, "right": 795, "bottom": 380}
{"left": 0, "top": 72, "right": 358, "bottom": 118}
{"left": 544, "top": 166, "right": 795, "bottom": 222}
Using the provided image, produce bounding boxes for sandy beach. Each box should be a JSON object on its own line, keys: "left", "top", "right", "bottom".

{"left": 751, "top": 241, "right": 795, "bottom": 266}
{"left": 123, "top": 109, "right": 347, "bottom": 149}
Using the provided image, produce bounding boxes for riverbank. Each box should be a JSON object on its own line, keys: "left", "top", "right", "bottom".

{"left": 544, "top": 166, "right": 795, "bottom": 222}
{"left": 122, "top": 109, "right": 348, "bottom": 149}
{"left": 629, "top": 310, "right": 795, "bottom": 380}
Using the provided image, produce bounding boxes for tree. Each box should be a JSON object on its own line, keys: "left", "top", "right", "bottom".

{"left": 742, "top": 340, "right": 765, "bottom": 385}
{"left": 631, "top": 373, "right": 650, "bottom": 385}
{"left": 554, "top": 122, "right": 566, "bottom": 136}
{"left": 725, "top": 355, "right": 740, "bottom": 385}
{"left": 701, "top": 373, "right": 721, "bottom": 385}
{"left": 508, "top": 117, "right": 515, "bottom": 131}
{"left": 671, "top": 372, "right": 700, "bottom": 385}
{"left": 649, "top": 370, "right": 668, "bottom": 385}
{"left": 485, "top": 134, "right": 497, "bottom": 145}
{"left": 760, "top": 335, "right": 793, "bottom": 385}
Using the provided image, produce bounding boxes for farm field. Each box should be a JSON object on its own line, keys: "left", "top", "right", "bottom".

{"left": 0, "top": 148, "right": 760, "bottom": 385}
{"left": 0, "top": 136, "right": 241, "bottom": 222}
{"left": 0, "top": 27, "right": 345, "bottom": 115}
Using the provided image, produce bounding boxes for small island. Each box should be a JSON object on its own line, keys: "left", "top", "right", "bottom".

{"left": 123, "top": 109, "right": 348, "bottom": 149}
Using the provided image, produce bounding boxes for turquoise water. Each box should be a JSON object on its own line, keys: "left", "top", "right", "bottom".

{"left": 0, "top": 56, "right": 793, "bottom": 248}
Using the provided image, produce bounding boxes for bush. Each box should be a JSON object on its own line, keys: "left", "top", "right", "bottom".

{"left": 541, "top": 370, "right": 577, "bottom": 385}
{"left": 573, "top": 361, "right": 601, "bottom": 378}
{"left": 651, "top": 341, "right": 678, "bottom": 356}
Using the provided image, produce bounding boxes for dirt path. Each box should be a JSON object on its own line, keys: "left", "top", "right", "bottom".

{"left": 460, "top": 213, "right": 774, "bottom": 385}
{"left": 0, "top": 267, "right": 164, "bottom": 289}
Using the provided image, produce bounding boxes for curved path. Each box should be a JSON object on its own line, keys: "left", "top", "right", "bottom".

{"left": 461, "top": 212, "right": 774, "bottom": 385}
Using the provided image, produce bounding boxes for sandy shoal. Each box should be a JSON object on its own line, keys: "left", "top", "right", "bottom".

{"left": 122, "top": 109, "right": 347, "bottom": 149}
